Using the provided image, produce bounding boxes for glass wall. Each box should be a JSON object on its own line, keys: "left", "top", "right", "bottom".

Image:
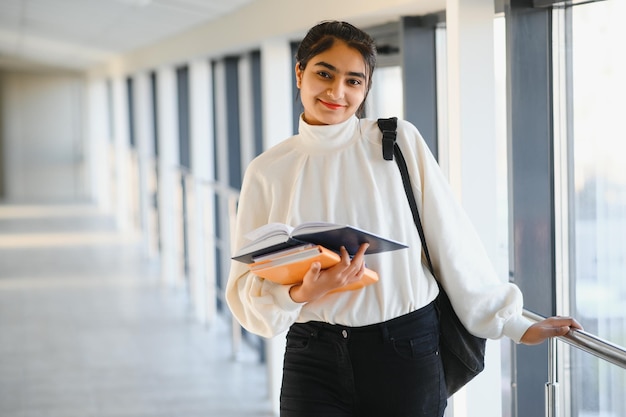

{"left": 569, "top": 1, "right": 626, "bottom": 416}
{"left": 493, "top": 15, "right": 513, "bottom": 417}
{"left": 368, "top": 65, "right": 404, "bottom": 119}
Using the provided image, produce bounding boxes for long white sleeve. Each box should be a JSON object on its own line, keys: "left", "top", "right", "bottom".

{"left": 394, "top": 119, "right": 533, "bottom": 342}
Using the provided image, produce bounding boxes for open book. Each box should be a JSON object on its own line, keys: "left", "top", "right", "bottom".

{"left": 232, "top": 221, "right": 408, "bottom": 264}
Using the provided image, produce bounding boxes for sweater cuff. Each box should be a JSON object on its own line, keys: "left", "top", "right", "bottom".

{"left": 273, "top": 284, "right": 306, "bottom": 312}
{"left": 503, "top": 314, "right": 534, "bottom": 343}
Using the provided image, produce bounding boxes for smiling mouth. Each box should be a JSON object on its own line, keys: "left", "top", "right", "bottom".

{"left": 319, "top": 100, "right": 343, "bottom": 110}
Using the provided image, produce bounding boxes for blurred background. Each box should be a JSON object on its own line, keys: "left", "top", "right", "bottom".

{"left": 0, "top": 0, "right": 624, "bottom": 416}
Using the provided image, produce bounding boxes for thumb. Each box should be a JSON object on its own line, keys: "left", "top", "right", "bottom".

{"left": 302, "top": 261, "right": 321, "bottom": 285}
{"left": 304, "top": 261, "right": 321, "bottom": 279}
{"left": 554, "top": 325, "right": 572, "bottom": 336}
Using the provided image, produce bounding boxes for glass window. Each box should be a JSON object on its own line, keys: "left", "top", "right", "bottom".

{"left": 493, "top": 15, "right": 514, "bottom": 417}
{"left": 570, "top": 1, "right": 626, "bottom": 416}
{"left": 368, "top": 65, "right": 404, "bottom": 119}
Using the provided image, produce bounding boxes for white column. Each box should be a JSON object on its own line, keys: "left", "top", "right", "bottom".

{"left": 86, "top": 78, "right": 112, "bottom": 212}
{"left": 111, "top": 76, "right": 132, "bottom": 232}
{"left": 261, "top": 39, "right": 294, "bottom": 149}
{"left": 156, "top": 66, "right": 182, "bottom": 287}
{"left": 189, "top": 58, "right": 216, "bottom": 324}
{"left": 212, "top": 59, "right": 232, "bottom": 288}
{"left": 260, "top": 38, "right": 293, "bottom": 416}
{"left": 133, "top": 71, "right": 157, "bottom": 259}
{"left": 213, "top": 59, "right": 228, "bottom": 186}
{"left": 445, "top": 0, "right": 502, "bottom": 416}
{"left": 238, "top": 54, "right": 256, "bottom": 169}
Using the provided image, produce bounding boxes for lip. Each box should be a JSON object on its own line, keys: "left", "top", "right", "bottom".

{"left": 319, "top": 100, "right": 344, "bottom": 110}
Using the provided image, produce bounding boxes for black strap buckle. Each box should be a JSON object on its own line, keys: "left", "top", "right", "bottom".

{"left": 377, "top": 117, "right": 398, "bottom": 161}
{"left": 382, "top": 131, "right": 395, "bottom": 161}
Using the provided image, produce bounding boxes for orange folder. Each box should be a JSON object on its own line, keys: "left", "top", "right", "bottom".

{"left": 248, "top": 245, "right": 379, "bottom": 293}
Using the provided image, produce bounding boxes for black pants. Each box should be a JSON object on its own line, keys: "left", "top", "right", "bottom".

{"left": 280, "top": 301, "right": 447, "bottom": 417}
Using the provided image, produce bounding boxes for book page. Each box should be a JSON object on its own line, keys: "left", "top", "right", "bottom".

{"left": 243, "top": 222, "right": 294, "bottom": 242}
{"left": 292, "top": 221, "right": 341, "bottom": 234}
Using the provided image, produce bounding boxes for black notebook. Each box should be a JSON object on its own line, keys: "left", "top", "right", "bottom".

{"left": 232, "top": 221, "right": 408, "bottom": 264}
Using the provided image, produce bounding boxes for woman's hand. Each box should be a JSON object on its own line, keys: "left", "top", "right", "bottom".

{"left": 520, "top": 316, "right": 583, "bottom": 345}
{"left": 289, "top": 243, "right": 369, "bottom": 303}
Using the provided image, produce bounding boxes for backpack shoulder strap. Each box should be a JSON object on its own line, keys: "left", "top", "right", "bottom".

{"left": 377, "top": 117, "right": 435, "bottom": 275}
{"left": 377, "top": 117, "right": 398, "bottom": 161}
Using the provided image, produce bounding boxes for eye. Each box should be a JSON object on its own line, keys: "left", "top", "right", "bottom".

{"left": 348, "top": 78, "right": 363, "bottom": 86}
{"left": 317, "top": 71, "right": 331, "bottom": 79}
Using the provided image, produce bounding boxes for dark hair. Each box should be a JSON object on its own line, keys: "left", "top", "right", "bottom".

{"left": 295, "top": 21, "right": 377, "bottom": 117}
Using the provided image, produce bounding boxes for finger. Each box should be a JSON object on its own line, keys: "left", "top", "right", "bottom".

{"left": 345, "top": 244, "right": 369, "bottom": 274}
{"left": 569, "top": 318, "right": 584, "bottom": 330}
{"left": 540, "top": 321, "right": 579, "bottom": 339}
{"left": 547, "top": 316, "right": 583, "bottom": 330}
{"left": 342, "top": 262, "right": 366, "bottom": 286}
{"left": 349, "top": 243, "right": 370, "bottom": 267}
{"left": 547, "top": 325, "right": 572, "bottom": 337}
{"left": 339, "top": 246, "right": 351, "bottom": 265}
{"left": 337, "top": 244, "right": 367, "bottom": 271}
{"left": 354, "top": 242, "right": 370, "bottom": 258}
{"left": 355, "top": 261, "right": 366, "bottom": 278}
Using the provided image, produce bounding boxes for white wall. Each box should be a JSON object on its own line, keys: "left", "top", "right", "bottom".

{"left": 0, "top": 71, "right": 86, "bottom": 203}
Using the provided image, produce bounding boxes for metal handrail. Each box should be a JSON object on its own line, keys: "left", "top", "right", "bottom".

{"left": 523, "top": 310, "right": 626, "bottom": 417}
{"left": 193, "top": 176, "right": 243, "bottom": 358}
{"left": 523, "top": 309, "right": 626, "bottom": 369}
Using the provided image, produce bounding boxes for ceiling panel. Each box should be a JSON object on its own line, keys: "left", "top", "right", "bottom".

{"left": 0, "top": 0, "right": 256, "bottom": 71}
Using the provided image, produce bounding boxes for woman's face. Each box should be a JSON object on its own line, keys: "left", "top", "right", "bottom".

{"left": 296, "top": 41, "right": 368, "bottom": 126}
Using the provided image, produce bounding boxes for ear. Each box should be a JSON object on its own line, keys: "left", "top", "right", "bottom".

{"left": 295, "top": 63, "right": 303, "bottom": 89}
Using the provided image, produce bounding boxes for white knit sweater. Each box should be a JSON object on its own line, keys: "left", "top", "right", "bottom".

{"left": 226, "top": 115, "right": 533, "bottom": 341}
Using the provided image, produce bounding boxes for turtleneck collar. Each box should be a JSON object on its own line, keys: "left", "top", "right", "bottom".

{"left": 296, "top": 115, "right": 362, "bottom": 153}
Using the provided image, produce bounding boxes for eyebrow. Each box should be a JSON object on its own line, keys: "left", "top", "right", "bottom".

{"left": 313, "top": 61, "right": 366, "bottom": 80}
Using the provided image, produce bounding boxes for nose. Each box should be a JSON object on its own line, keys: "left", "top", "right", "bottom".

{"left": 327, "top": 80, "right": 345, "bottom": 100}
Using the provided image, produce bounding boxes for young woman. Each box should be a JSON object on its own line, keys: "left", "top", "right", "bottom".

{"left": 226, "top": 20, "right": 581, "bottom": 417}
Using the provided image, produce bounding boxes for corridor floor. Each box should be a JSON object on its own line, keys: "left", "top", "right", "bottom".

{"left": 0, "top": 204, "right": 274, "bottom": 417}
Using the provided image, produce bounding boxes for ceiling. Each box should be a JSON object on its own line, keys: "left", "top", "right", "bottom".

{"left": 0, "top": 0, "right": 256, "bottom": 71}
